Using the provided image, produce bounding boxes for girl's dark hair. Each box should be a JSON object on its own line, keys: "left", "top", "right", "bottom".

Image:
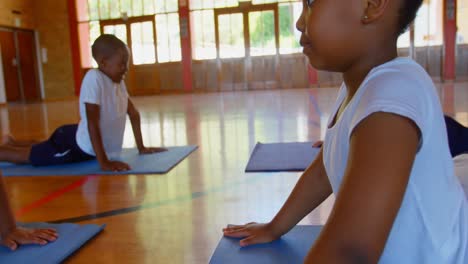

{"left": 397, "top": 0, "right": 424, "bottom": 35}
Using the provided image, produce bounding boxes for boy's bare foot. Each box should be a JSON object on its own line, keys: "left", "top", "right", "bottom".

{"left": 1, "top": 135, "right": 39, "bottom": 147}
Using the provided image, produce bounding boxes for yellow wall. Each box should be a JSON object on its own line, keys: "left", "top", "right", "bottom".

{"left": 33, "top": 0, "right": 75, "bottom": 99}
{"left": 0, "top": 0, "right": 35, "bottom": 29}
{"left": 0, "top": 0, "right": 75, "bottom": 100}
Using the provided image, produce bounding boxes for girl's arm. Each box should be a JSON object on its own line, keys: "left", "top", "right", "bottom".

{"left": 305, "top": 112, "right": 420, "bottom": 264}
{"left": 0, "top": 175, "right": 17, "bottom": 240}
{"left": 223, "top": 148, "right": 333, "bottom": 246}
{"left": 0, "top": 175, "right": 58, "bottom": 250}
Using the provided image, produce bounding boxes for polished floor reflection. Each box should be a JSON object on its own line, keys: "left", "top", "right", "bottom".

{"left": 1, "top": 82, "right": 467, "bottom": 263}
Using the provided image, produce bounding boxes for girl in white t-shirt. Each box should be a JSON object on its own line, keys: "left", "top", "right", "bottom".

{"left": 313, "top": 115, "right": 468, "bottom": 157}
{"left": 223, "top": 0, "right": 467, "bottom": 263}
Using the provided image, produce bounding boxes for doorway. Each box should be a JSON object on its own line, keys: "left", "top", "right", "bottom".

{"left": 0, "top": 29, "right": 40, "bottom": 102}
{"left": 100, "top": 16, "right": 160, "bottom": 95}
{"left": 214, "top": 2, "right": 279, "bottom": 90}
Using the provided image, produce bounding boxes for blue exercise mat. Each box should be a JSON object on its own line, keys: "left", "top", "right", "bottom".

{"left": 0, "top": 222, "right": 104, "bottom": 263}
{"left": 0, "top": 146, "right": 197, "bottom": 177}
{"left": 210, "top": 225, "right": 322, "bottom": 264}
{"left": 245, "top": 142, "right": 320, "bottom": 172}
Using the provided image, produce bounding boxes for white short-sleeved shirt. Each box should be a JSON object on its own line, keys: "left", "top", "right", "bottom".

{"left": 76, "top": 69, "right": 128, "bottom": 158}
{"left": 323, "top": 57, "right": 467, "bottom": 263}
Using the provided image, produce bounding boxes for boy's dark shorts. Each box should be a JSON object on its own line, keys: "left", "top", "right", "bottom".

{"left": 29, "top": 124, "right": 95, "bottom": 166}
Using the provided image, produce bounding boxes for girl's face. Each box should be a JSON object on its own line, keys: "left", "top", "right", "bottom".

{"left": 296, "top": 0, "right": 367, "bottom": 72}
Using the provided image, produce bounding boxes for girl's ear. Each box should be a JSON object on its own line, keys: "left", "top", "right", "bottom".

{"left": 361, "top": 0, "right": 390, "bottom": 24}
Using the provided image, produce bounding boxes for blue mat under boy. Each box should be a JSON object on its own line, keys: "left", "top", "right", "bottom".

{"left": 0, "top": 222, "right": 104, "bottom": 263}
{"left": 0, "top": 146, "right": 197, "bottom": 177}
{"left": 245, "top": 142, "right": 319, "bottom": 172}
{"left": 210, "top": 225, "right": 322, "bottom": 264}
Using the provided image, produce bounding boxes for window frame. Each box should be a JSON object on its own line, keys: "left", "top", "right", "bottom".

{"left": 99, "top": 15, "right": 159, "bottom": 65}
{"left": 76, "top": 0, "right": 182, "bottom": 67}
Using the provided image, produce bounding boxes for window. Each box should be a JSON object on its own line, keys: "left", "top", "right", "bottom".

{"left": 190, "top": 0, "right": 302, "bottom": 60}
{"left": 397, "top": 0, "right": 444, "bottom": 48}
{"left": 190, "top": 0, "right": 240, "bottom": 60}
{"left": 397, "top": 30, "right": 410, "bottom": 48}
{"left": 458, "top": 0, "right": 468, "bottom": 44}
{"left": 191, "top": 0, "right": 238, "bottom": 9}
{"left": 131, "top": 22, "right": 156, "bottom": 64}
{"left": 414, "top": 0, "right": 443, "bottom": 47}
{"left": 219, "top": 13, "right": 245, "bottom": 58}
{"left": 191, "top": 10, "right": 216, "bottom": 59}
{"left": 78, "top": 21, "right": 100, "bottom": 68}
{"left": 103, "top": 24, "right": 127, "bottom": 44}
{"left": 249, "top": 10, "right": 276, "bottom": 56}
{"left": 156, "top": 13, "right": 182, "bottom": 62}
{"left": 278, "top": 2, "right": 301, "bottom": 54}
{"left": 75, "top": 0, "right": 181, "bottom": 68}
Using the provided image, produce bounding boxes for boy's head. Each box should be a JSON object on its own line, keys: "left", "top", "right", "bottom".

{"left": 296, "top": 0, "right": 422, "bottom": 72}
{"left": 92, "top": 34, "right": 129, "bottom": 83}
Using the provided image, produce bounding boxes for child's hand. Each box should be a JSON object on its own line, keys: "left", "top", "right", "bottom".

{"left": 138, "top": 147, "right": 168, "bottom": 155}
{"left": 1, "top": 227, "right": 58, "bottom": 251}
{"left": 100, "top": 160, "right": 131, "bottom": 171}
{"left": 222, "top": 222, "right": 279, "bottom": 247}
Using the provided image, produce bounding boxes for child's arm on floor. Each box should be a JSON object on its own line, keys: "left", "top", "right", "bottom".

{"left": 127, "top": 99, "right": 167, "bottom": 154}
{"left": 305, "top": 113, "right": 419, "bottom": 264}
{"left": 223, "top": 147, "right": 333, "bottom": 246}
{"left": 0, "top": 175, "right": 58, "bottom": 250}
{"left": 86, "top": 103, "right": 130, "bottom": 171}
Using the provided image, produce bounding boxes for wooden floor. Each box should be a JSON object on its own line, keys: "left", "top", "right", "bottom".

{"left": 2, "top": 82, "right": 468, "bottom": 263}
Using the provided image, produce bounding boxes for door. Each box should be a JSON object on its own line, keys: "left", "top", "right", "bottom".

{"left": 215, "top": 12, "right": 245, "bottom": 91}
{"left": 17, "top": 31, "right": 40, "bottom": 101}
{"left": 247, "top": 9, "right": 279, "bottom": 89}
{"left": 215, "top": 4, "right": 279, "bottom": 91}
{"left": 100, "top": 16, "right": 159, "bottom": 95}
{"left": 0, "top": 30, "right": 21, "bottom": 101}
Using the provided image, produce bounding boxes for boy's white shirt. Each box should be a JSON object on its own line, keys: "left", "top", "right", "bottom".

{"left": 76, "top": 69, "right": 128, "bottom": 159}
{"left": 323, "top": 57, "right": 467, "bottom": 263}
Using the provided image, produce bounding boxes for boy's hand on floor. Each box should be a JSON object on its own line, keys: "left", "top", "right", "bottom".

{"left": 1, "top": 227, "right": 58, "bottom": 251}
{"left": 100, "top": 160, "right": 131, "bottom": 171}
{"left": 222, "top": 222, "right": 280, "bottom": 247}
{"left": 138, "top": 147, "right": 168, "bottom": 155}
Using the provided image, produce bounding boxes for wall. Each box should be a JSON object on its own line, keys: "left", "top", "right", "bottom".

{"left": 0, "top": 47, "right": 6, "bottom": 103}
{"left": 0, "top": 0, "right": 75, "bottom": 100}
{"left": 315, "top": 45, "right": 468, "bottom": 86}
{"left": 0, "top": 0, "right": 35, "bottom": 29}
{"left": 456, "top": 44, "right": 468, "bottom": 81}
{"left": 33, "top": 0, "right": 75, "bottom": 99}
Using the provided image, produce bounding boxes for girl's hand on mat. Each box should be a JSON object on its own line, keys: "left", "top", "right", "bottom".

{"left": 222, "top": 222, "right": 279, "bottom": 247}
{"left": 312, "top": 140, "right": 323, "bottom": 148}
{"left": 138, "top": 147, "right": 168, "bottom": 155}
{"left": 101, "top": 160, "right": 131, "bottom": 171}
{"left": 1, "top": 227, "right": 58, "bottom": 251}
